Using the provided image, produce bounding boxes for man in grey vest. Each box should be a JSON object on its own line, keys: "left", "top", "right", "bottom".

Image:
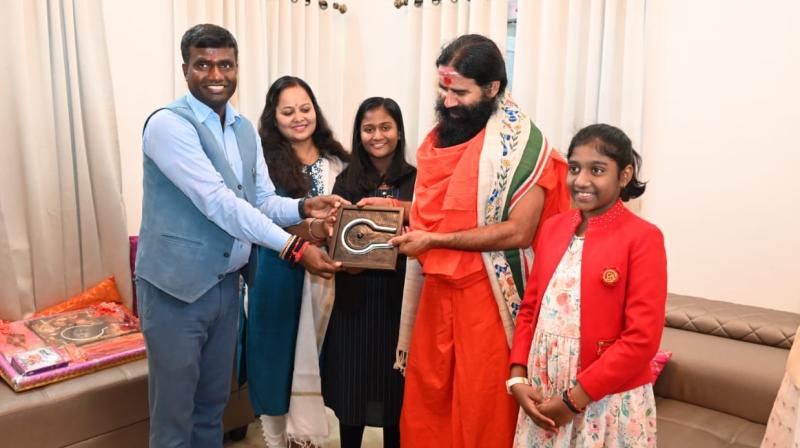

{"left": 136, "top": 24, "right": 344, "bottom": 447}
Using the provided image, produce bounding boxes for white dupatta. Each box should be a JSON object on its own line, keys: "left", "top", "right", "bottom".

{"left": 286, "top": 156, "right": 344, "bottom": 446}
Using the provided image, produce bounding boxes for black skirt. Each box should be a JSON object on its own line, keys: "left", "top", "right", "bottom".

{"left": 321, "top": 167, "right": 415, "bottom": 427}
{"left": 321, "top": 263, "right": 406, "bottom": 427}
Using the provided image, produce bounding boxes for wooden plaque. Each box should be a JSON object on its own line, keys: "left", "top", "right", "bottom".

{"left": 328, "top": 205, "right": 404, "bottom": 270}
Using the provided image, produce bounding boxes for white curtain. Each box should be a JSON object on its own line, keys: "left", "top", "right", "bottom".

{"left": 0, "top": 0, "right": 132, "bottom": 320}
{"left": 511, "top": 0, "right": 646, "bottom": 153}
{"left": 174, "top": 0, "right": 347, "bottom": 138}
{"left": 400, "top": 0, "right": 509, "bottom": 162}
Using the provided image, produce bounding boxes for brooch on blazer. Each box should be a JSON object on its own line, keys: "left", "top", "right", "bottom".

{"left": 601, "top": 267, "right": 620, "bottom": 287}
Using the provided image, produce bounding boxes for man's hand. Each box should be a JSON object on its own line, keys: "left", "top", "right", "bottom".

{"left": 299, "top": 245, "right": 342, "bottom": 279}
{"left": 511, "top": 384, "right": 555, "bottom": 431}
{"left": 389, "top": 230, "right": 437, "bottom": 257}
{"left": 304, "top": 195, "right": 350, "bottom": 219}
{"left": 537, "top": 396, "right": 576, "bottom": 429}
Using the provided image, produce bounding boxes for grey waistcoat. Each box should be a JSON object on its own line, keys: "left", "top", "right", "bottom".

{"left": 135, "top": 97, "right": 259, "bottom": 303}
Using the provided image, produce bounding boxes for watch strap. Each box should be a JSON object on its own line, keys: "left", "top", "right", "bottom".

{"left": 505, "top": 376, "right": 530, "bottom": 395}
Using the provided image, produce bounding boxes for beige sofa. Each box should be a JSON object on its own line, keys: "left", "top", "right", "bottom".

{"left": 3, "top": 291, "right": 796, "bottom": 447}
{"left": 656, "top": 293, "right": 800, "bottom": 448}
{"left": 0, "top": 358, "right": 254, "bottom": 447}
{"left": 0, "top": 239, "right": 256, "bottom": 447}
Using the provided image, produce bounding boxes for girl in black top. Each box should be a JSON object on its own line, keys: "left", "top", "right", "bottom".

{"left": 321, "top": 97, "right": 416, "bottom": 448}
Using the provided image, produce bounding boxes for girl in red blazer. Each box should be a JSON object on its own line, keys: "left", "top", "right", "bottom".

{"left": 507, "top": 124, "right": 667, "bottom": 447}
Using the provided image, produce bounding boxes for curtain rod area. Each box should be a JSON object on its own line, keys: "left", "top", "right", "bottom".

{"left": 291, "top": 0, "right": 348, "bottom": 14}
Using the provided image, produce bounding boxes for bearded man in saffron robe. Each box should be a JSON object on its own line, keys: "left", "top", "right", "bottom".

{"left": 390, "top": 34, "right": 571, "bottom": 448}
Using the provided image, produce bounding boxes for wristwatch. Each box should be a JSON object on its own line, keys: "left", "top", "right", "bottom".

{"left": 505, "top": 377, "right": 530, "bottom": 395}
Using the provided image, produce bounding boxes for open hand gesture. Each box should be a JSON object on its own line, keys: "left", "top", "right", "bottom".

{"left": 304, "top": 194, "right": 350, "bottom": 219}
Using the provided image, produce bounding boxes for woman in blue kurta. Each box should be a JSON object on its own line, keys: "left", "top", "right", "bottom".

{"left": 238, "top": 76, "right": 348, "bottom": 448}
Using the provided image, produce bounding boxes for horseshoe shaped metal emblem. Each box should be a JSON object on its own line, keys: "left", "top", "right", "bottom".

{"left": 340, "top": 218, "right": 397, "bottom": 255}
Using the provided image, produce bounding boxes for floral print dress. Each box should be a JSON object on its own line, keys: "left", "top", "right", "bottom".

{"left": 513, "top": 236, "right": 657, "bottom": 448}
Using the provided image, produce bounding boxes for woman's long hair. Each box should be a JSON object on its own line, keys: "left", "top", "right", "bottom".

{"left": 258, "top": 76, "right": 350, "bottom": 198}
{"left": 339, "top": 97, "right": 413, "bottom": 196}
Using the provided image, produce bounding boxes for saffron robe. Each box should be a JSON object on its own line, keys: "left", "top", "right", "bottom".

{"left": 400, "top": 96, "right": 569, "bottom": 448}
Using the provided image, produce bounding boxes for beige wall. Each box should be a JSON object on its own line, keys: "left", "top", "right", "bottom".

{"left": 105, "top": 1, "right": 799, "bottom": 312}
{"left": 103, "top": 0, "right": 175, "bottom": 237}
{"left": 641, "top": 0, "right": 800, "bottom": 312}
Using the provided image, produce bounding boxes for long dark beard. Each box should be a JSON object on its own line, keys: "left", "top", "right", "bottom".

{"left": 434, "top": 94, "right": 498, "bottom": 148}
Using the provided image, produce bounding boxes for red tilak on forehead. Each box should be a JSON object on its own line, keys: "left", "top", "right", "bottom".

{"left": 438, "top": 65, "right": 462, "bottom": 87}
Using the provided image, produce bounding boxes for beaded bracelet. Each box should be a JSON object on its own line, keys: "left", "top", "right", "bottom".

{"left": 562, "top": 389, "right": 585, "bottom": 414}
{"left": 279, "top": 235, "right": 301, "bottom": 261}
{"left": 288, "top": 239, "right": 309, "bottom": 266}
{"left": 291, "top": 241, "right": 309, "bottom": 265}
{"left": 289, "top": 238, "right": 302, "bottom": 260}
{"left": 279, "top": 235, "right": 308, "bottom": 265}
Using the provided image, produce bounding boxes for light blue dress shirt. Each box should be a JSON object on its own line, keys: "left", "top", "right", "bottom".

{"left": 143, "top": 93, "right": 301, "bottom": 272}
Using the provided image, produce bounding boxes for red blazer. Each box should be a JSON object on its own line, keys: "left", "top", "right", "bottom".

{"left": 509, "top": 200, "right": 667, "bottom": 401}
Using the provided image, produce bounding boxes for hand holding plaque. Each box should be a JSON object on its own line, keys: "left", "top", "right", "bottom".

{"left": 327, "top": 205, "right": 404, "bottom": 270}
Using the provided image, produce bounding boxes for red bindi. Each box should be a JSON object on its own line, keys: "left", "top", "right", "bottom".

{"left": 443, "top": 76, "right": 452, "bottom": 86}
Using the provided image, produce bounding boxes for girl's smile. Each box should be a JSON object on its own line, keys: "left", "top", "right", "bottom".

{"left": 567, "top": 143, "right": 632, "bottom": 219}
{"left": 359, "top": 106, "right": 400, "bottom": 173}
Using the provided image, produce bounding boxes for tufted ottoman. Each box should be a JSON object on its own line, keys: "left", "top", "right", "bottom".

{"left": 655, "top": 294, "right": 800, "bottom": 448}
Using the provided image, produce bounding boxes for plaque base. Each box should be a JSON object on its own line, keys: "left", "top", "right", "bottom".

{"left": 328, "top": 205, "right": 404, "bottom": 270}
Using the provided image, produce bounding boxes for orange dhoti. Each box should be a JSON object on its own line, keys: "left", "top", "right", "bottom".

{"left": 400, "top": 271, "right": 517, "bottom": 447}
{"left": 399, "top": 103, "right": 570, "bottom": 447}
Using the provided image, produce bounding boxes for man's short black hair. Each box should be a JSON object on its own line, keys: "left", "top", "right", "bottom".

{"left": 436, "top": 34, "right": 507, "bottom": 96}
{"left": 180, "top": 24, "right": 238, "bottom": 63}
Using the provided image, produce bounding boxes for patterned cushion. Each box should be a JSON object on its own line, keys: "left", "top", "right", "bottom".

{"left": 665, "top": 293, "right": 800, "bottom": 349}
{"left": 31, "top": 277, "right": 122, "bottom": 318}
